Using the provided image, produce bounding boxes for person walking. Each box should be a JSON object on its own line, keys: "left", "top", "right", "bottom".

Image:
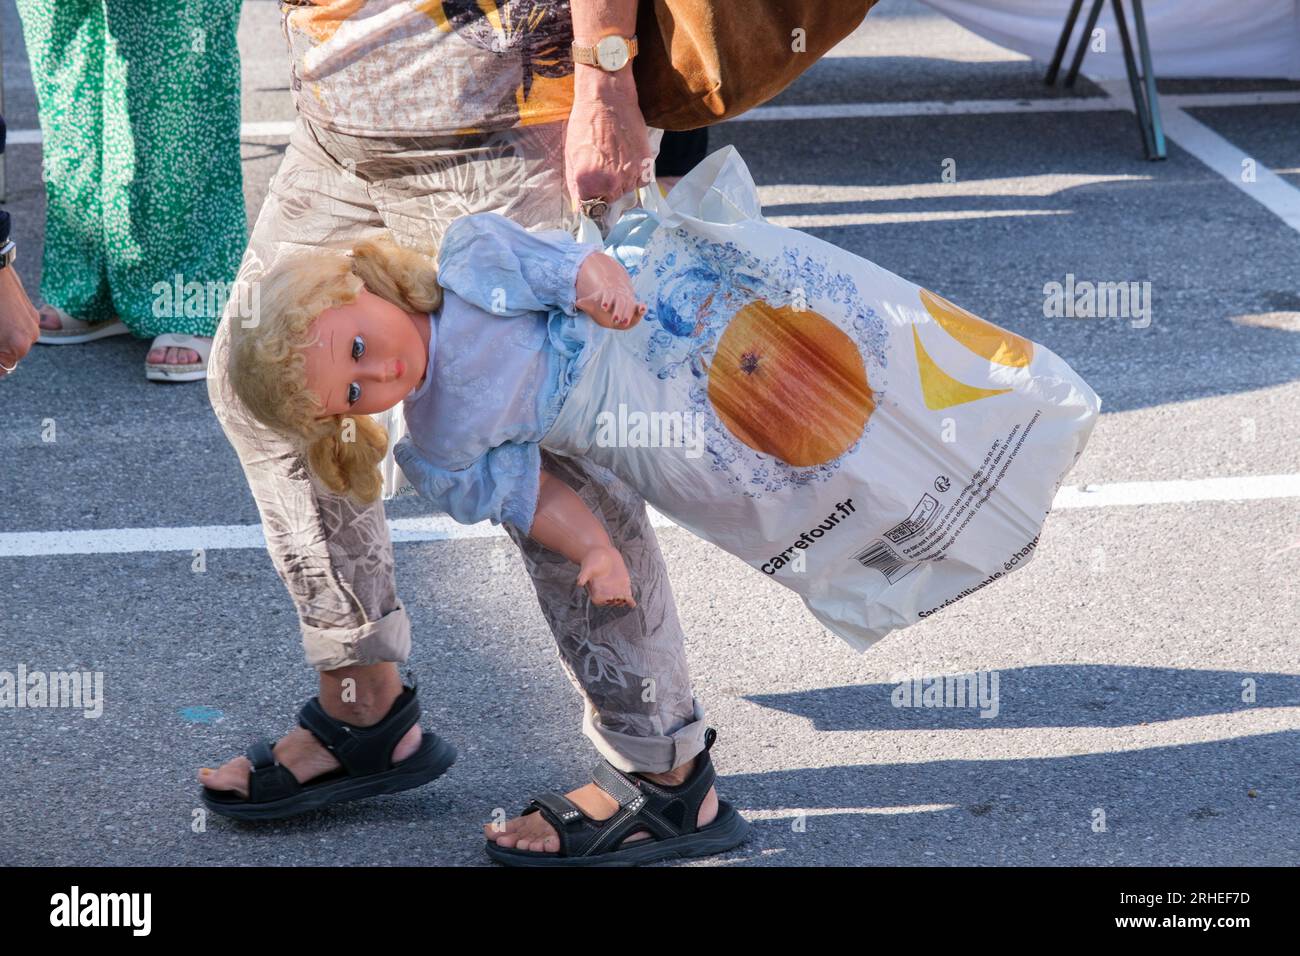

{"left": 16, "top": 0, "right": 246, "bottom": 381}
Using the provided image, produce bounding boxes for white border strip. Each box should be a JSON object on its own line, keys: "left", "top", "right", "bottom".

{"left": 1, "top": 474, "right": 1295, "bottom": 558}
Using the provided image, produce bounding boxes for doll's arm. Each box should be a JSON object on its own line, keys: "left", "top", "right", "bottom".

{"left": 528, "top": 468, "right": 635, "bottom": 607}
{"left": 438, "top": 213, "right": 600, "bottom": 316}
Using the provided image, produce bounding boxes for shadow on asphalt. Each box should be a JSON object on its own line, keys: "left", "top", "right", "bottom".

{"left": 747, "top": 664, "right": 1300, "bottom": 730}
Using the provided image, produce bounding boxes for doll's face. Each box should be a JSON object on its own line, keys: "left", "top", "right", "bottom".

{"left": 301, "top": 289, "right": 428, "bottom": 417}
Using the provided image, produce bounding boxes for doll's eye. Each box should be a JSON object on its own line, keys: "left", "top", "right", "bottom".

{"left": 345, "top": 338, "right": 365, "bottom": 405}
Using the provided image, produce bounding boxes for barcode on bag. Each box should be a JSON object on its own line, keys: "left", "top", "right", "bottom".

{"left": 852, "top": 539, "right": 917, "bottom": 584}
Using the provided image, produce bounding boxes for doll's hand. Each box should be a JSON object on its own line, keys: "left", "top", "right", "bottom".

{"left": 575, "top": 252, "right": 646, "bottom": 330}
{"left": 576, "top": 545, "right": 636, "bottom": 607}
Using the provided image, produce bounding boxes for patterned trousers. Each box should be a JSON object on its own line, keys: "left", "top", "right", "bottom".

{"left": 206, "top": 116, "right": 706, "bottom": 773}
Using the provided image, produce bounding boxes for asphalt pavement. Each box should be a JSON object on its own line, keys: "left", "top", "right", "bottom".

{"left": 0, "top": 0, "right": 1297, "bottom": 866}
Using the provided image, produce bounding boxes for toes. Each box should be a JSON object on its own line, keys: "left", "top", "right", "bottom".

{"left": 517, "top": 836, "right": 547, "bottom": 853}
{"left": 198, "top": 755, "right": 251, "bottom": 796}
{"left": 536, "top": 833, "right": 560, "bottom": 854}
{"left": 493, "top": 830, "right": 521, "bottom": 849}
{"left": 486, "top": 814, "right": 559, "bottom": 853}
{"left": 484, "top": 816, "right": 520, "bottom": 843}
{"left": 517, "top": 822, "right": 559, "bottom": 853}
{"left": 149, "top": 347, "right": 199, "bottom": 366}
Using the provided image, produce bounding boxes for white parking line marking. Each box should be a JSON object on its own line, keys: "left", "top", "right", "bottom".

{"left": 1, "top": 474, "right": 1296, "bottom": 558}
{"left": 760, "top": 174, "right": 1152, "bottom": 203}
{"left": 741, "top": 805, "right": 959, "bottom": 819}
{"left": 1091, "top": 78, "right": 1300, "bottom": 234}
{"left": 1053, "top": 474, "right": 1300, "bottom": 508}
{"left": 766, "top": 208, "right": 1070, "bottom": 228}
{"left": 4, "top": 90, "right": 1298, "bottom": 144}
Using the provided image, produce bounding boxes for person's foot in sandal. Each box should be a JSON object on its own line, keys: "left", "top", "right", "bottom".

{"left": 483, "top": 728, "right": 750, "bottom": 866}
{"left": 198, "top": 665, "right": 455, "bottom": 820}
{"left": 486, "top": 765, "right": 717, "bottom": 851}
{"left": 146, "top": 333, "right": 212, "bottom": 382}
{"left": 36, "top": 303, "right": 131, "bottom": 345}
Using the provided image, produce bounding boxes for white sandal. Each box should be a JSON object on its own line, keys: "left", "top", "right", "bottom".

{"left": 145, "top": 333, "right": 213, "bottom": 383}
{"left": 36, "top": 304, "right": 131, "bottom": 345}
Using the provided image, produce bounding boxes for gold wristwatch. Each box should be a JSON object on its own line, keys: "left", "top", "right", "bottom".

{"left": 571, "top": 34, "right": 638, "bottom": 72}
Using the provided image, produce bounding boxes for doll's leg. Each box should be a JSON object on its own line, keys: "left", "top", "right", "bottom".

{"left": 199, "top": 118, "right": 428, "bottom": 801}
{"left": 493, "top": 452, "right": 718, "bottom": 854}
{"left": 506, "top": 452, "right": 707, "bottom": 772}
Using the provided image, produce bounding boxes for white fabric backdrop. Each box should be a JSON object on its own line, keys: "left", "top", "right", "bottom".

{"left": 919, "top": 0, "right": 1300, "bottom": 79}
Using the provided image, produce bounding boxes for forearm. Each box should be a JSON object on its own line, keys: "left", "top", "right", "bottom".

{"left": 570, "top": 0, "right": 639, "bottom": 101}
{"left": 571, "top": 0, "right": 637, "bottom": 44}
{"left": 527, "top": 468, "right": 612, "bottom": 565}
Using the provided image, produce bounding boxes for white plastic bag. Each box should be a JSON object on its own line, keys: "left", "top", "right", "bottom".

{"left": 545, "top": 145, "right": 1102, "bottom": 650}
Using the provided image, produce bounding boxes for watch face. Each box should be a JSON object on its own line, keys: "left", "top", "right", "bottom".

{"left": 596, "top": 35, "right": 629, "bottom": 71}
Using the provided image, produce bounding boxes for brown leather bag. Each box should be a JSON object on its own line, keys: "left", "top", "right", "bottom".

{"left": 633, "top": 0, "right": 880, "bottom": 130}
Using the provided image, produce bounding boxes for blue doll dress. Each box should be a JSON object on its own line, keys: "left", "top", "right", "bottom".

{"left": 392, "top": 212, "right": 607, "bottom": 530}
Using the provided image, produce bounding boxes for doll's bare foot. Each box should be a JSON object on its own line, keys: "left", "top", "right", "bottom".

{"left": 197, "top": 663, "right": 422, "bottom": 798}
{"left": 575, "top": 291, "right": 645, "bottom": 330}
{"left": 575, "top": 252, "right": 645, "bottom": 330}
{"left": 483, "top": 757, "right": 719, "bottom": 853}
{"left": 576, "top": 545, "right": 635, "bottom": 607}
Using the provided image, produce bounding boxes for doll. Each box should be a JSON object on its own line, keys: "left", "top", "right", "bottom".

{"left": 229, "top": 198, "right": 1097, "bottom": 653}
{"left": 228, "top": 215, "right": 647, "bottom": 607}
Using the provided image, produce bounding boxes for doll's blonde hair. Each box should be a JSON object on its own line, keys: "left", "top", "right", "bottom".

{"left": 227, "top": 238, "right": 442, "bottom": 503}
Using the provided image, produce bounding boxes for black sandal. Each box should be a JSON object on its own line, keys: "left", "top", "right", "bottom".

{"left": 485, "top": 728, "right": 750, "bottom": 866}
{"left": 201, "top": 682, "right": 456, "bottom": 821}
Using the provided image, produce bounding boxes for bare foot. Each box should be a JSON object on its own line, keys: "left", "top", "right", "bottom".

{"left": 37, "top": 305, "right": 69, "bottom": 331}
{"left": 483, "top": 756, "right": 719, "bottom": 854}
{"left": 199, "top": 671, "right": 422, "bottom": 799}
{"left": 146, "top": 339, "right": 208, "bottom": 368}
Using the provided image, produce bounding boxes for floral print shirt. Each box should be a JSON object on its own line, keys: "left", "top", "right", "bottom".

{"left": 281, "top": 0, "right": 576, "bottom": 136}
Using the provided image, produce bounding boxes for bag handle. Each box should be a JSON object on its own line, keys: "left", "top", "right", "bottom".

{"left": 576, "top": 176, "right": 669, "bottom": 245}
{"left": 577, "top": 143, "right": 763, "bottom": 242}
{"left": 575, "top": 127, "right": 675, "bottom": 244}
{"left": 655, "top": 145, "right": 761, "bottom": 226}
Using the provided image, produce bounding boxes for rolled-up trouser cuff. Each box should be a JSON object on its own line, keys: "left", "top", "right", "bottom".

{"left": 582, "top": 697, "right": 708, "bottom": 775}
{"left": 301, "top": 600, "right": 413, "bottom": 672}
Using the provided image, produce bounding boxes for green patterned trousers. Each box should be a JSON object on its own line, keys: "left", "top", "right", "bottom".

{"left": 16, "top": 0, "right": 247, "bottom": 337}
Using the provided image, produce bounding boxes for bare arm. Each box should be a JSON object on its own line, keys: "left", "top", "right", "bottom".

{"left": 529, "top": 468, "right": 635, "bottom": 606}
{"left": 565, "top": 0, "right": 651, "bottom": 211}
